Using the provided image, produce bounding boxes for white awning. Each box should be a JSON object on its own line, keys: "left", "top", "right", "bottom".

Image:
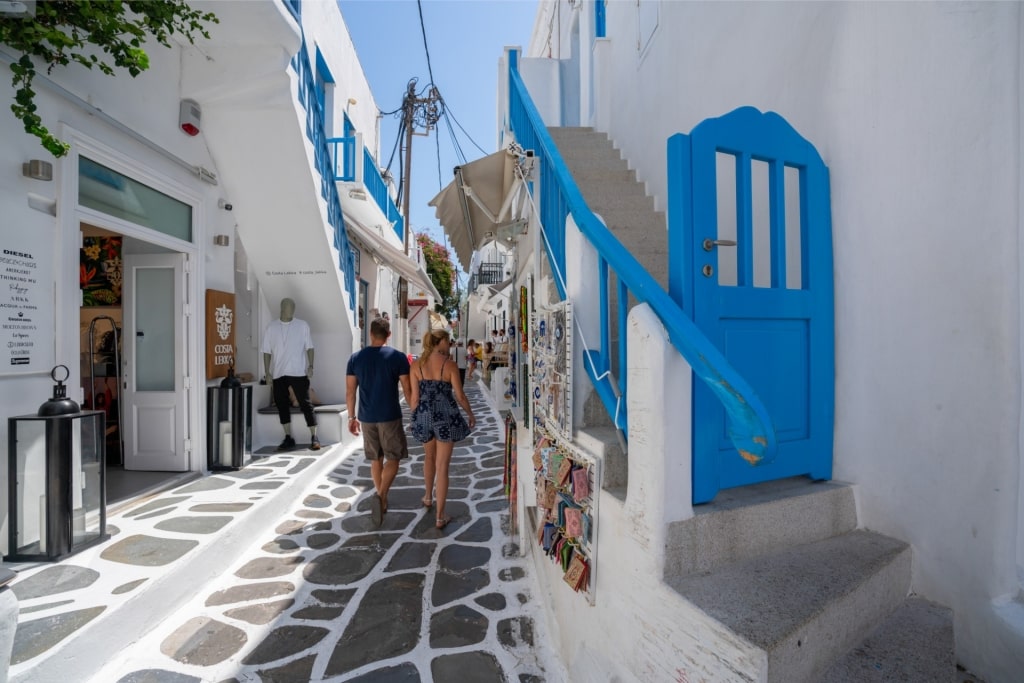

{"left": 345, "top": 218, "right": 441, "bottom": 301}
{"left": 428, "top": 148, "right": 524, "bottom": 272}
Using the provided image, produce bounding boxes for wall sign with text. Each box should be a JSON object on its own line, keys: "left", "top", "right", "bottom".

{"left": 1, "top": 235, "right": 54, "bottom": 374}
{"left": 205, "top": 289, "right": 236, "bottom": 379}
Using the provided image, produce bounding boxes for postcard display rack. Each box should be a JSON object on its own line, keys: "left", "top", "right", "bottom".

{"left": 530, "top": 301, "right": 600, "bottom": 604}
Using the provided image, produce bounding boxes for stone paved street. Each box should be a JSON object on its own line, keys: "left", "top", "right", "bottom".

{"left": 8, "top": 380, "right": 562, "bottom": 682}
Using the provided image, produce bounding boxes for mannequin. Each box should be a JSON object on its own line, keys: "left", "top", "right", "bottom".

{"left": 261, "top": 298, "right": 319, "bottom": 450}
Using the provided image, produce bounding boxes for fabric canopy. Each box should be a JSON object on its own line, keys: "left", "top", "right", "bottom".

{"left": 428, "top": 148, "right": 521, "bottom": 272}
{"left": 346, "top": 218, "right": 440, "bottom": 300}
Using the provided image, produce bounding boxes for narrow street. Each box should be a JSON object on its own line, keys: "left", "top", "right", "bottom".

{"left": 10, "top": 380, "right": 561, "bottom": 682}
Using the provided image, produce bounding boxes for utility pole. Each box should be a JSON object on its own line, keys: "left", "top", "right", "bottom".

{"left": 399, "top": 79, "right": 441, "bottom": 255}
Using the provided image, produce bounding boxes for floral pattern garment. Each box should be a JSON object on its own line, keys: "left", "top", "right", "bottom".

{"left": 410, "top": 378, "right": 470, "bottom": 443}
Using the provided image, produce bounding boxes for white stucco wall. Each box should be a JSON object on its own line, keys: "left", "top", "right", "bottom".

{"left": 524, "top": 1, "right": 1024, "bottom": 679}
{"left": 0, "top": 4, "right": 262, "bottom": 551}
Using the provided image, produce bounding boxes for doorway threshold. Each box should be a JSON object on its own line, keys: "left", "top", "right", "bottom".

{"left": 107, "top": 470, "right": 201, "bottom": 516}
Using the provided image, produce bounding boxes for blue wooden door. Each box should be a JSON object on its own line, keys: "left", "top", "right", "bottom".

{"left": 668, "top": 107, "right": 834, "bottom": 504}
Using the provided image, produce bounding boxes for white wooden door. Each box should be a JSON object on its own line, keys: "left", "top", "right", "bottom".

{"left": 122, "top": 253, "right": 189, "bottom": 471}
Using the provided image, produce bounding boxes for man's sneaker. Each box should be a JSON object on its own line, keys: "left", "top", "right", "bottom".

{"left": 310, "top": 438, "right": 321, "bottom": 451}
{"left": 276, "top": 435, "right": 297, "bottom": 452}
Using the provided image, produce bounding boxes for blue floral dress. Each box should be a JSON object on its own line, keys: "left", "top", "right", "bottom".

{"left": 410, "top": 361, "right": 470, "bottom": 443}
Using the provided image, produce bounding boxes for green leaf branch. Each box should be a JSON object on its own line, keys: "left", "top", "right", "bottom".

{"left": 0, "top": 1, "right": 218, "bottom": 157}
{"left": 417, "top": 231, "right": 460, "bottom": 320}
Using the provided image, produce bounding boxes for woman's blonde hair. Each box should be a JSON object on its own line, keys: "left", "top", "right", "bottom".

{"left": 419, "top": 329, "right": 450, "bottom": 367}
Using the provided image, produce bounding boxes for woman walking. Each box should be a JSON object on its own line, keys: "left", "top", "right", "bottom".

{"left": 409, "top": 329, "right": 476, "bottom": 529}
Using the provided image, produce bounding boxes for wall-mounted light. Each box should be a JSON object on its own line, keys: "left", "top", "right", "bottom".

{"left": 348, "top": 189, "right": 368, "bottom": 200}
{"left": 22, "top": 160, "right": 53, "bottom": 181}
{"left": 213, "top": 235, "right": 230, "bottom": 247}
{"left": 347, "top": 97, "right": 358, "bottom": 106}
{"left": 217, "top": 198, "right": 233, "bottom": 211}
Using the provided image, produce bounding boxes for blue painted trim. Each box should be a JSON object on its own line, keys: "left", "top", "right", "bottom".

{"left": 292, "top": 44, "right": 356, "bottom": 312}
{"left": 327, "top": 136, "right": 356, "bottom": 181}
{"left": 282, "top": 0, "right": 300, "bottom": 20}
{"left": 315, "top": 48, "right": 335, "bottom": 84}
{"left": 507, "top": 49, "right": 776, "bottom": 464}
{"left": 595, "top": 0, "right": 607, "bottom": 38}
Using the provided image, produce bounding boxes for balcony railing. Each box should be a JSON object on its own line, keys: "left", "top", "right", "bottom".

{"left": 327, "top": 136, "right": 405, "bottom": 243}
{"left": 477, "top": 262, "right": 505, "bottom": 285}
{"left": 468, "top": 262, "right": 505, "bottom": 292}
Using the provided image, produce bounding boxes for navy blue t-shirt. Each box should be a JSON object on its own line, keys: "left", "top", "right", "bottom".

{"left": 346, "top": 345, "right": 410, "bottom": 422}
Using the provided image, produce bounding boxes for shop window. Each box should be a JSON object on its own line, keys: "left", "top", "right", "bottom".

{"left": 78, "top": 157, "right": 192, "bottom": 242}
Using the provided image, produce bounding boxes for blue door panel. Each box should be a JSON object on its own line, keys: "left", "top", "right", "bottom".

{"left": 675, "top": 107, "right": 834, "bottom": 504}
{"left": 718, "top": 319, "right": 810, "bottom": 443}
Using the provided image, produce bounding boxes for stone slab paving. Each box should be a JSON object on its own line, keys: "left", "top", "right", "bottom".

{"left": 85, "top": 380, "right": 565, "bottom": 682}
{"left": 5, "top": 440, "right": 341, "bottom": 681}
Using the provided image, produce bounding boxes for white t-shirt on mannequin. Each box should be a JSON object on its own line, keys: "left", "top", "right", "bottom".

{"left": 261, "top": 318, "right": 313, "bottom": 377}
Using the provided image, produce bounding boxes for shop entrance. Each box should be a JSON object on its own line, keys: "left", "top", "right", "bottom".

{"left": 80, "top": 223, "right": 193, "bottom": 504}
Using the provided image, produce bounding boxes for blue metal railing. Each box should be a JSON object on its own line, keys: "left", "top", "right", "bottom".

{"left": 292, "top": 45, "right": 356, "bottom": 311}
{"left": 326, "top": 137, "right": 405, "bottom": 244}
{"left": 507, "top": 49, "right": 776, "bottom": 463}
{"left": 362, "top": 147, "right": 404, "bottom": 243}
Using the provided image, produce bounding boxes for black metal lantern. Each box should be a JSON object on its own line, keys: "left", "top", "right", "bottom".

{"left": 38, "top": 365, "right": 80, "bottom": 416}
{"left": 206, "top": 364, "right": 252, "bottom": 470}
{"left": 8, "top": 366, "right": 107, "bottom": 561}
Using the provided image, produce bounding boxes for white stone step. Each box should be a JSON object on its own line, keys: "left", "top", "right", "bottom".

{"left": 819, "top": 597, "right": 955, "bottom": 683}
{"left": 666, "top": 477, "right": 857, "bottom": 578}
{"left": 669, "top": 529, "right": 912, "bottom": 683}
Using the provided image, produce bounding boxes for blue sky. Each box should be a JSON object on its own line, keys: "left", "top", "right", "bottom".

{"left": 337, "top": 0, "right": 537, "bottom": 285}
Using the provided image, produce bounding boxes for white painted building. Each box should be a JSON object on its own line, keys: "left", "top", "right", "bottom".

{"left": 433, "top": 2, "right": 1024, "bottom": 682}
{"left": 0, "top": 0, "right": 434, "bottom": 555}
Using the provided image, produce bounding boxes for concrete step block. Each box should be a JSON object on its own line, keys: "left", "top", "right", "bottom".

{"left": 579, "top": 194, "right": 656, "bottom": 215}
{"left": 562, "top": 156, "right": 632, "bottom": 175}
{"left": 669, "top": 530, "right": 912, "bottom": 683}
{"left": 547, "top": 126, "right": 601, "bottom": 142}
{"left": 819, "top": 597, "right": 955, "bottom": 683}
{"left": 557, "top": 145, "right": 627, "bottom": 164}
{"left": 568, "top": 168, "right": 639, "bottom": 187}
{"left": 666, "top": 478, "right": 858, "bottom": 578}
{"left": 592, "top": 207, "right": 666, "bottom": 231}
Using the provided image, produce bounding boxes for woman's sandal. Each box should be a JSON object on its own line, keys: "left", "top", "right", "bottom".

{"left": 435, "top": 515, "right": 451, "bottom": 530}
{"left": 421, "top": 497, "right": 433, "bottom": 509}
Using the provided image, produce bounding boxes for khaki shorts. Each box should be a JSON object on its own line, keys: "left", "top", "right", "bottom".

{"left": 362, "top": 419, "right": 409, "bottom": 462}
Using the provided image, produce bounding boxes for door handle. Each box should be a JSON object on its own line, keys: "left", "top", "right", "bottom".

{"left": 703, "top": 238, "right": 737, "bottom": 251}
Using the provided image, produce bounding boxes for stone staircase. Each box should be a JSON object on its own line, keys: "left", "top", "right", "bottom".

{"left": 546, "top": 127, "right": 958, "bottom": 682}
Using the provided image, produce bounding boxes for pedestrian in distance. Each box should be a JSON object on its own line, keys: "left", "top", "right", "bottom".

{"left": 262, "top": 297, "right": 319, "bottom": 451}
{"left": 454, "top": 340, "right": 468, "bottom": 385}
{"left": 465, "top": 339, "right": 477, "bottom": 381}
{"left": 346, "top": 317, "right": 413, "bottom": 528}
{"left": 409, "top": 329, "right": 476, "bottom": 529}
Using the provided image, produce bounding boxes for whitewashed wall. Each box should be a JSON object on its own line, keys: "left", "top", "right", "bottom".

{"left": 524, "top": 1, "right": 1024, "bottom": 680}
{"left": 0, "top": 4, "right": 250, "bottom": 552}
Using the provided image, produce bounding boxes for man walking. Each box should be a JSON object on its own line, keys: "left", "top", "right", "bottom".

{"left": 346, "top": 317, "right": 413, "bottom": 527}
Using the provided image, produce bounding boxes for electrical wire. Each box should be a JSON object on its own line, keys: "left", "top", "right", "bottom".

{"left": 441, "top": 102, "right": 488, "bottom": 156}
{"left": 416, "top": 0, "right": 437, "bottom": 89}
